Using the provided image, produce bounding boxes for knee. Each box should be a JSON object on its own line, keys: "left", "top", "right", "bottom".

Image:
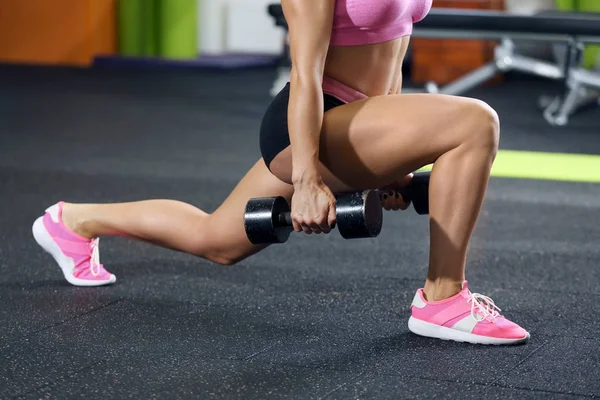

{"left": 208, "top": 253, "right": 240, "bottom": 266}
{"left": 205, "top": 244, "right": 258, "bottom": 267}
{"left": 466, "top": 99, "right": 500, "bottom": 156}
{"left": 186, "top": 218, "right": 243, "bottom": 266}
{"left": 193, "top": 242, "right": 243, "bottom": 266}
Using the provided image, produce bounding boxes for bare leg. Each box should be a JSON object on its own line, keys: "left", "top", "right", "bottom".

{"left": 270, "top": 93, "right": 499, "bottom": 301}
{"left": 61, "top": 159, "right": 294, "bottom": 265}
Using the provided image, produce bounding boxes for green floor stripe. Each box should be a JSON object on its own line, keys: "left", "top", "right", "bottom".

{"left": 418, "top": 150, "right": 600, "bottom": 183}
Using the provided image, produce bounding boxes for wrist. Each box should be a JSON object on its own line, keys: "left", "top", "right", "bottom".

{"left": 292, "top": 164, "right": 321, "bottom": 186}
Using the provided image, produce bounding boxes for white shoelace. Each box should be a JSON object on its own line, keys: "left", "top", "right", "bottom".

{"left": 90, "top": 238, "right": 101, "bottom": 276}
{"left": 468, "top": 292, "right": 501, "bottom": 322}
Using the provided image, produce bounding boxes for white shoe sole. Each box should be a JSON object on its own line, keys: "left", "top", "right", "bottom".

{"left": 32, "top": 216, "right": 116, "bottom": 287}
{"left": 408, "top": 316, "right": 530, "bottom": 345}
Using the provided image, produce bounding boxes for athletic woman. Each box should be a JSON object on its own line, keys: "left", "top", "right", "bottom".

{"left": 32, "top": 0, "right": 530, "bottom": 345}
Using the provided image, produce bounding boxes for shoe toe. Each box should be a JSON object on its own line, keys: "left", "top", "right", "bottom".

{"left": 473, "top": 317, "right": 530, "bottom": 340}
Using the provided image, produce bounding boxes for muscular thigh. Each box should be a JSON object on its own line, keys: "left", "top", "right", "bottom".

{"left": 270, "top": 93, "right": 488, "bottom": 191}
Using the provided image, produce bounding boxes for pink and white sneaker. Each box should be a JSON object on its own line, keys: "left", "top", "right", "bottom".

{"left": 32, "top": 202, "right": 116, "bottom": 287}
{"left": 408, "top": 281, "right": 529, "bottom": 345}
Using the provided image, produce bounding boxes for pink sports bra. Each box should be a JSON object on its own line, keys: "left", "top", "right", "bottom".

{"left": 329, "top": 0, "right": 433, "bottom": 46}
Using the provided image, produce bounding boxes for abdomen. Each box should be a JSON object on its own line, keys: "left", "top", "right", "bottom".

{"left": 324, "top": 37, "right": 410, "bottom": 97}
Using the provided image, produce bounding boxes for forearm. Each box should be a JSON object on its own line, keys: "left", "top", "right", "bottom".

{"left": 393, "top": 73, "right": 403, "bottom": 95}
{"left": 288, "top": 71, "right": 325, "bottom": 184}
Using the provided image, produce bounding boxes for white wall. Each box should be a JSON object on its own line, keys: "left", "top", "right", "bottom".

{"left": 198, "top": 0, "right": 284, "bottom": 55}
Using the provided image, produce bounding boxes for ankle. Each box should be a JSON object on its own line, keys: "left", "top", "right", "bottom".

{"left": 61, "top": 203, "right": 95, "bottom": 239}
{"left": 422, "top": 278, "right": 463, "bottom": 302}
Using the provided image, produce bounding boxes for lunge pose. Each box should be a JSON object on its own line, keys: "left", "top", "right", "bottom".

{"left": 33, "top": 0, "right": 529, "bottom": 345}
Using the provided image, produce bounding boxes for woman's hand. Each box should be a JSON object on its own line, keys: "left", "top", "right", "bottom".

{"left": 380, "top": 173, "right": 413, "bottom": 211}
{"left": 291, "top": 177, "right": 337, "bottom": 235}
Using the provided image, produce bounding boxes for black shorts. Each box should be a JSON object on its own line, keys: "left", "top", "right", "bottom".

{"left": 259, "top": 83, "right": 345, "bottom": 170}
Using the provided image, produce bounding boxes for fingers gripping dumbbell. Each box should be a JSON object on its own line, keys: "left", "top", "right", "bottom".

{"left": 391, "top": 172, "right": 430, "bottom": 215}
{"left": 244, "top": 190, "right": 383, "bottom": 245}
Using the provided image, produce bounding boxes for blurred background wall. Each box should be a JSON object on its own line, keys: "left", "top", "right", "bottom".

{"left": 0, "top": 0, "right": 117, "bottom": 66}
{"left": 0, "top": 0, "right": 596, "bottom": 72}
{"left": 0, "top": 0, "right": 283, "bottom": 67}
{"left": 201, "top": 0, "right": 283, "bottom": 55}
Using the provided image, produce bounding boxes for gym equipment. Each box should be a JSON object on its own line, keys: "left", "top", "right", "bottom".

{"left": 118, "top": 0, "right": 158, "bottom": 57}
{"left": 268, "top": 4, "right": 292, "bottom": 97}
{"left": 158, "top": 0, "right": 198, "bottom": 59}
{"left": 412, "top": 8, "right": 600, "bottom": 126}
{"left": 394, "top": 172, "right": 430, "bottom": 215}
{"left": 118, "top": 0, "right": 197, "bottom": 59}
{"left": 268, "top": 5, "right": 287, "bottom": 30}
{"left": 244, "top": 171, "right": 431, "bottom": 245}
{"left": 266, "top": 5, "right": 600, "bottom": 126}
{"left": 244, "top": 190, "right": 383, "bottom": 245}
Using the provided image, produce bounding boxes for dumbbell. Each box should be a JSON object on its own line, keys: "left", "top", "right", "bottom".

{"left": 244, "top": 190, "right": 383, "bottom": 245}
{"left": 388, "top": 171, "right": 430, "bottom": 215}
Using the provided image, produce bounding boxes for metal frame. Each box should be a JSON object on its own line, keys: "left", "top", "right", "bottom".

{"left": 424, "top": 38, "right": 565, "bottom": 95}
{"left": 542, "top": 67, "right": 600, "bottom": 126}
{"left": 412, "top": 28, "right": 600, "bottom": 45}
{"left": 419, "top": 35, "right": 600, "bottom": 126}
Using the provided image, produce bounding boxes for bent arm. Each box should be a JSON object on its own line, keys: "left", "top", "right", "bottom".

{"left": 282, "top": 0, "right": 335, "bottom": 184}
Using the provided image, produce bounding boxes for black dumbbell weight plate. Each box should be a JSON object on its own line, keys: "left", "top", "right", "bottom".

{"left": 244, "top": 196, "right": 293, "bottom": 244}
{"left": 410, "top": 172, "right": 430, "bottom": 215}
{"left": 336, "top": 190, "right": 383, "bottom": 239}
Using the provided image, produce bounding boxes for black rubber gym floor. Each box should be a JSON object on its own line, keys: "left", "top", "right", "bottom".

{"left": 1, "top": 64, "right": 599, "bottom": 399}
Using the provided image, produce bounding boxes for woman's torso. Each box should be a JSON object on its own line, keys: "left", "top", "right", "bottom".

{"left": 324, "top": 38, "right": 410, "bottom": 97}
{"left": 322, "top": 0, "right": 431, "bottom": 97}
